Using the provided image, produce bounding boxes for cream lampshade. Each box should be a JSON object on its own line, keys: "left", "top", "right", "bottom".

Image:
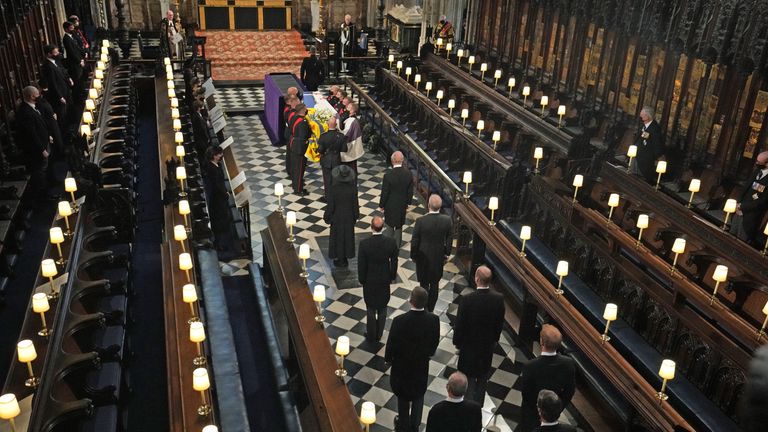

{"left": 492, "top": 131, "right": 501, "bottom": 146}
{"left": 192, "top": 367, "right": 212, "bottom": 416}
{"left": 670, "top": 237, "right": 686, "bottom": 274}
{"left": 183, "top": 284, "right": 198, "bottom": 303}
{"left": 298, "top": 243, "right": 311, "bottom": 260}
{"left": 436, "top": 90, "right": 444, "bottom": 105}
{"left": 82, "top": 111, "right": 93, "bottom": 124}
{"left": 167, "top": 80, "right": 175, "bottom": 90}
{"left": 190, "top": 321, "right": 207, "bottom": 365}
{"left": 42, "top": 258, "right": 59, "bottom": 298}
{"left": 360, "top": 401, "right": 376, "bottom": 428}
{"left": 448, "top": 99, "right": 456, "bottom": 110}
{"left": 607, "top": 193, "right": 620, "bottom": 222}
{"left": 286, "top": 211, "right": 297, "bottom": 226}
{"left": 175, "top": 132, "right": 184, "bottom": 145}
{"left": 414, "top": 74, "right": 421, "bottom": 87}
{"left": 522, "top": 86, "right": 530, "bottom": 96}
{"left": 80, "top": 124, "right": 91, "bottom": 138}
{"left": 557, "top": 105, "right": 566, "bottom": 116}
{"left": 425, "top": 82, "right": 433, "bottom": 98}
{"left": 170, "top": 97, "right": 179, "bottom": 108}
{"left": 89, "top": 88, "right": 99, "bottom": 99}
{"left": 494, "top": 69, "right": 502, "bottom": 79}
{"left": 468, "top": 55, "right": 475, "bottom": 64}
{"left": 405, "top": 67, "right": 412, "bottom": 79}
{"left": 174, "top": 225, "right": 187, "bottom": 242}
{"left": 480, "top": 63, "right": 487, "bottom": 80}
{"left": 176, "top": 145, "right": 185, "bottom": 159}
{"left": 164, "top": 57, "right": 171, "bottom": 66}
{"left": 436, "top": 37, "right": 443, "bottom": 47}
{"left": 636, "top": 214, "right": 649, "bottom": 229}
{"left": 100, "top": 53, "right": 108, "bottom": 63}
{"left": 463, "top": 171, "right": 472, "bottom": 184}
{"left": 461, "top": 108, "right": 469, "bottom": 125}
{"left": 96, "top": 61, "right": 106, "bottom": 71}
{"left": 173, "top": 118, "right": 182, "bottom": 131}
{"left": 33, "top": 292, "right": 50, "bottom": 337}
{"left": 94, "top": 68, "right": 104, "bottom": 79}
{"left": 627, "top": 145, "right": 638, "bottom": 173}
{"left": 17, "top": 339, "right": 39, "bottom": 387}
{"left": 85, "top": 98, "right": 95, "bottom": 111}
{"left": 476, "top": 120, "right": 485, "bottom": 137}
{"left": 601, "top": 303, "right": 618, "bottom": 343}
{"left": 165, "top": 64, "right": 173, "bottom": 75}
{"left": 654, "top": 161, "right": 667, "bottom": 190}
{"left": 58, "top": 200, "right": 72, "bottom": 217}
{"left": 758, "top": 300, "right": 768, "bottom": 340}
{"left": 0, "top": 393, "right": 21, "bottom": 428}
{"left": 520, "top": 225, "right": 531, "bottom": 257}
{"left": 168, "top": 88, "right": 176, "bottom": 99}
{"left": 508, "top": 77, "right": 516, "bottom": 95}
{"left": 93, "top": 78, "right": 102, "bottom": 90}
{"left": 541, "top": 95, "right": 549, "bottom": 107}
{"left": 657, "top": 359, "right": 676, "bottom": 401}
{"left": 102, "top": 39, "right": 110, "bottom": 48}
{"left": 178, "top": 199, "right": 190, "bottom": 215}
{"left": 572, "top": 174, "right": 583, "bottom": 203}
{"left": 457, "top": 49, "right": 464, "bottom": 58}
{"left": 202, "top": 426, "right": 219, "bottom": 432}
{"left": 166, "top": 71, "right": 173, "bottom": 81}
{"left": 313, "top": 284, "right": 326, "bottom": 323}
{"left": 171, "top": 108, "right": 180, "bottom": 119}
{"left": 445, "top": 42, "right": 452, "bottom": 53}
{"left": 555, "top": 261, "right": 568, "bottom": 295}
{"left": 179, "top": 253, "right": 193, "bottom": 279}
{"left": 388, "top": 54, "right": 394, "bottom": 63}
{"left": 101, "top": 46, "right": 108, "bottom": 55}
{"left": 396, "top": 60, "right": 403, "bottom": 71}
{"left": 50, "top": 226, "right": 66, "bottom": 264}
{"left": 710, "top": 264, "right": 729, "bottom": 304}
{"left": 488, "top": 197, "right": 499, "bottom": 226}
{"left": 687, "top": 179, "right": 701, "bottom": 207}
{"left": 533, "top": 146, "right": 543, "bottom": 174}
{"left": 722, "top": 199, "right": 738, "bottom": 230}
{"left": 64, "top": 177, "right": 77, "bottom": 194}
{"left": 335, "top": 335, "right": 350, "bottom": 378}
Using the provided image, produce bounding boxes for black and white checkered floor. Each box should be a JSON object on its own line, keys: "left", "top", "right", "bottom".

{"left": 220, "top": 99, "right": 581, "bottom": 431}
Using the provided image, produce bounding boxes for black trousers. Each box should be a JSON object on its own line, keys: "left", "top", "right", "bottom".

{"left": 321, "top": 165, "right": 333, "bottom": 199}
{"left": 290, "top": 152, "right": 306, "bottom": 193}
{"left": 365, "top": 306, "right": 386, "bottom": 341}
{"left": 396, "top": 395, "right": 424, "bottom": 432}
{"left": 421, "top": 278, "right": 441, "bottom": 312}
{"left": 464, "top": 369, "right": 492, "bottom": 405}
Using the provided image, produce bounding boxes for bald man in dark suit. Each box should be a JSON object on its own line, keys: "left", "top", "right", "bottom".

{"left": 411, "top": 194, "right": 452, "bottom": 312}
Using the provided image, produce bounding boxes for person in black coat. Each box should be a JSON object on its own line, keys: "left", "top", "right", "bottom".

{"left": 426, "top": 371, "right": 482, "bottom": 432}
{"left": 532, "top": 390, "right": 577, "bottom": 432}
{"left": 454, "top": 266, "right": 505, "bottom": 404}
{"left": 15, "top": 86, "right": 53, "bottom": 198}
{"left": 385, "top": 286, "right": 440, "bottom": 432}
{"left": 317, "top": 116, "right": 345, "bottom": 201}
{"left": 32, "top": 84, "right": 65, "bottom": 160}
{"left": 738, "top": 151, "right": 768, "bottom": 246}
{"left": 62, "top": 21, "right": 84, "bottom": 98}
{"left": 358, "top": 216, "right": 398, "bottom": 342}
{"left": 40, "top": 44, "right": 72, "bottom": 134}
{"left": 634, "top": 106, "right": 664, "bottom": 183}
{"left": 289, "top": 104, "right": 311, "bottom": 195}
{"left": 518, "top": 325, "right": 577, "bottom": 432}
{"left": 325, "top": 164, "right": 359, "bottom": 267}
{"left": 191, "top": 100, "right": 211, "bottom": 155}
{"left": 202, "top": 146, "right": 232, "bottom": 250}
{"left": 411, "top": 194, "right": 453, "bottom": 312}
{"left": 379, "top": 151, "right": 413, "bottom": 247}
{"left": 742, "top": 345, "right": 768, "bottom": 431}
{"left": 300, "top": 47, "right": 325, "bottom": 91}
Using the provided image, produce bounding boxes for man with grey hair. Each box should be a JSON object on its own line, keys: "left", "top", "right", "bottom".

{"left": 340, "top": 14, "right": 355, "bottom": 72}
{"left": 16, "top": 86, "right": 53, "bottom": 198}
{"left": 300, "top": 46, "right": 324, "bottom": 91}
{"left": 634, "top": 106, "right": 664, "bottom": 183}
{"left": 379, "top": 151, "right": 413, "bottom": 246}
{"left": 358, "top": 215, "right": 399, "bottom": 342}
{"left": 411, "top": 194, "right": 452, "bottom": 312}
{"left": 535, "top": 390, "right": 576, "bottom": 431}
{"left": 426, "top": 371, "right": 482, "bottom": 431}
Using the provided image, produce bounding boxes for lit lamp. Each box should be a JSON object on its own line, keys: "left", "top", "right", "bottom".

{"left": 626, "top": 145, "right": 637, "bottom": 173}
{"left": 722, "top": 199, "right": 737, "bottom": 230}
{"left": 436, "top": 37, "right": 443, "bottom": 53}
{"left": 32, "top": 293, "right": 50, "bottom": 337}
{"left": 190, "top": 321, "right": 207, "bottom": 366}
{"left": 555, "top": 261, "right": 568, "bottom": 295}
{"left": 103, "top": 39, "right": 110, "bottom": 48}
{"left": 522, "top": 85, "right": 530, "bottom": 106}
{"left": 480, "top": 63, "right": 488, "bottom": 80}
{"left": 164, "top": 57, "right": 171, "bottom": 66}
{"left": 405, "top": 67, "right": 412, "bottom": 82}
{"left": 687, "top": 179, "right": 701, "bottom": 208}
{"left": 80, "top": 124, "right": 91, "bottom": 139}
{"left": 175, "top": 131, "right": 184, "bottom": 146}
{"left": 461, "top": 108, "right": 469, "bottom": 126}
{"left": 388, "top": 54, "right": 394, "bottom": 69}
{"left": 96, "top": 61, "right": 105, "bottom": 71}
{"left": 635, "top": 214, "right": 649, "bottom": 248}
{"left": 100, "top": 52, "right": 108, "bottom": 63}
{"left": 508, "top": 77, "right": 516, "bottom": 98}
{"left": 82, "top": 110, "right": 93, "bottom": 125}
{"left": 335, "top": 335, "right": 350, "bottom": 378}
{"left": 520, "top": 225, "right": 531, "bottom": 257}
{"left": 179, "top": 252, "right": 193, "bottom": 282}
{"left": 85, "top": 98, "right": 96, "bottom": 112}
{"left": 607, "top": 193, "right": 620, "bottom": 223}
{"left": 174, "top": 225, "right": 188, "bottom": 252}
{"left": 64, "top": 177, "right": 78, "bottom": 212}
{"left": 763, "top": 222, "right": 768, "bottom": 256}
{"left": 445, "top": 43, "right": 452, "bottom": 59}
{"left": 313, "top": 284, "right": 326, "bottom": 323}
{"left": 58, "top": 201, "right": 73, "bottom": 237}
{"left": 494, "top": 69, "right": 502, "bottom": 87}
{"left": 93, "top": 78, "right": 102, "bottom": 91}
{"left": 89, "top": 88, "right": 98, "bottom": 100}
{"left": 94, "top": 68, "right": 104, "bottom": 80}
{"left": 183, "top": 283, "right": 200, "bottom": 323}
{"left": 448, "top": 99, "right": 456, "bottom": 116}
{"left": 0, "top": 393, "right": 20, "bottom": 432}
{"left": 476, "top": 120, "right": 484, "bottom": 138}
{"left": 170, "top": 97, "right": 179, "bottom": 108}
{"left": 468, "top": 55, "right": 475, "bottom": 74}
{"left": 533, "top": 147, "right": 543, "bottom": 174}
{"left": 462, "top": 171, "right": 472, "bottom": 198}
{"left": 655, "top": 160, "right": 667, "bottom": 190}
{"left": 414, "top": 74, "right": 421, "bottom": 89}
{"left": 271, "top": 184, "right": 286, "bottom": 217}
{"left": 540, "top": 95, "right": 549, "bottom": 117}
{"left": 483, "top": 194, "right": 500, "bottom": 227}
{"left": 178, "top": 200, "right": 191, "bottom": 233}
{"left": 176, "top": 145, "right": 185, "bottom": 164}
{"left": 557, "top": 105, "right": 566, "bottom": 128}
{"left": 165, "top": 64, "right": 173, "bottom": 76}
{"left": 396, "top": 60, "right": 403, "bottom": 75}
{"left": 298, "top": 243, "right": 310, "bottom": 278}
{"left": 757, "top": 300, "right": 768, "bottom": 340}
{"left": 286, "top": 211, "right": 297, "bottom": 243}
{"left": 457, "top": 49, "right": 464, "bottom": 66}
{"left": 202, "top": 426, "right": 218, "bottom": 432}
{"left": 173, "top": 118, "right": 182, "bottom": 131}
{"left": 492, "top": 131, "right": 501, "bottom": 150}
{"left": 435, "top": 90, "right": 444, "bottom": 107}
{"left": 17, "top": 340, "right": 39, "bottom": 387}
{"left": 167, "top": 88, "right": 176, "bottom": 99}
{"left": 176, "top": 166, "right": 187, "bottom": 197}
{"left": 168, "top": 80, "right": 175, "bottom": 90}
{"left": 41, "top": 259, "right": 58, "bottom": 300}
{"left": 192, "top": 367, "right": 212, "bottom": 416}
{"left": 656, "top": 359, "right": 676, "bottom": 402}
{"left": 601, "top": 303, "right": 617, "bottom": 343}
{"left": 171, "top": 108, "right": 180, "bottom": 119}
{"left": 710, "top": 264, "right": 728, "bottom": 304}
{"left": 101, "top": 46, "right": 108, "bottom": 56}
{"left": 425, "top": 81, "right": 433, "bottom": 98}
{"left": 670, "top": 238, "right": 686, "bottom": 274}
{"left": 360, "top": 401, "right": 376, "bottom": 432}
{"left": 49, "top": 227, "right": 66, "bottom": 265}
{"left": 572, "top": 174, "right": 583, "bottom": 203}
{"left": 166, "top": 70, "right": 173, "bottom": 81}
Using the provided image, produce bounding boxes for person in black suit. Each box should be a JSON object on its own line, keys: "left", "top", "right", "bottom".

{"left": 518, "top": 325, "right": 577, "bottom": 432}
{"left": 379, "top": 151, "right": 413, "bottom": 247}
{"left": 411, "top": 194, "right": 453, "bottom": 312}
{"left": 738, "top": 151, "right": 768, "bottom": 247}
{"left": 32, "top": 83, "right": 64, "bottom": 160}
{"left": 191, "top": 100, "right": 211, "bottom": 155}
{"left": 358, "top": 216, "right": 398, "bottom": 342}
{"left": 15, "top": 86, "right": 53, "bottom": 198}
{"left": 533, "top": 390, "right": 576, "bottom": 432}
{"left": 426, "top": 371, "right": 482, "bottom": 432}
{"left": 634, "top": 106, "right": 664, "bottom": 183}
{"left": 317, "top": 116, "right": 345, "bottom": 201}
{"left": 62, "top": 21, "right": 84, "bottom": 98}
{"left": 289, "top": 104, "right": 311, "bottom": 195}
{"left": 300, "top": 46, "right": 325, "bottom": 91}
{"left": 40, "top": 44, "right": 72, "bottom": 134}
{"left": 385, "top": 286, "right": 440, "bottom": 432}
{"left": 325, "top": 164, "right": 359, "bottom": 267}
{"left": 202, "top": 146, "right": 232, "bottom": 250}
{"left": 454, "top": 266, "right": 505, "bottom": 404}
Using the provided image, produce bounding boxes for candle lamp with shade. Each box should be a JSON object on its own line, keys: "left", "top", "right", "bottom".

{"left": 657, "top": 360, "right": 675, "bottom": 403}
{"left": 435, "top": 37, "right": 443, "bottom": 53}
{"left": 476, "top": 120, "right": 484, "bottom": 138}
{"left": 533, "top": 147, "right": 543, "bottom": 174}
{"left": 0, "top": 393, "right": 20, "bottom": 432}
{"left": 313, "top": 285, "right": 326, "bottom": 323}
{"left": 601, "top": 303, "right": 617, "bottom": 343}
{"left": 176, "top": 145, "right": 186, "bottom": 165}
{"left": 468, "top": 55, "right": 475, "bottom": 74}
{"left": 435, "top": 90, "right": 444, "bottom": 107}
{"left": 82, "top": 110, "right": 93, "bottom": 126}
{"left": 462, "top": 171, "right": 472, "bottom": 198}
{"left": 445, "top": 43, "right": 452, "bottom": 59}
{"left": 298, "top": 243, "right": 310, "bottom": 278}
{"left": 179, "top": 252, "right": 194, "bottom": 282}
{"left": 170, "top": 97, "right": 179, "bottom": 109}
{"left": 508, "top": 77, "right": 516, "bottom": 98}
{"left": 171, "top": 108, "right": 179, "bottom": 119}
{"left": 572, "top": 175, "right": 583, "bottom": 203}
{"left": 722, "top": 199, "right": 737, "bottom": 230}
{"left": 522, "top": 85, "right": 530, "bottom": 106}
{"left": 710, "top": 265, "right": 728, "bottom": 304}
{"left": 494, "top": 69, "right": 502, "bottom": 87}
{"left": 425, "top": 81, "right": 433, "bottom": 98}
{"left": 655, "top": 160, "right": 667, "bottom": 190}
{"left": 558, "top": 105, "right": 566, "bottom": 128}
{"left": 58, "top": 201, "right": 73, "bottom": 237}
{"left": 626, "top": 145, "right": 637, "bottom": 173}
{"left": 85, "top": 98, "right": 96, "bottom": 113}
{"left": 89, "top": 88, "right": 99, "bottom": 100}
{"left": 41, "top": 259, "right": 58, "bottom": 300}
{"left": 80, "top": 124, "right": 91, "bottom": 141}
{"left": 167, "top": 88, "right": 176, "bottom": 99}
{"left": 64, "top": 177, "right": 78, "bottom": 212}
{"left": 540, "top": 96, "right": 549, "bottom": 117}
{"left": 274, "top": 183, "right": 285, "bottom": 214}
{"left": 480, "top": 63, "right": 488, "bottom": 81}
{"left": 286, "top": 211, "right": 297, "bottom": 243}
{"left": 178, "top": 199, "right": 191, "bottom": 233}
{"left": 555, "top": 261, "right": 568, "bottom": 295}
{"left": 670, "top": 238, "right": 686, "bottom": 275}
{"left": 32, "top": 293, "right": 50, "bottom": 337}
{"left": 190, "top": 321, "right": 207, "bottom": 366}
{"left": 183, "top": 283, "right": 200, "bottom": 323}
{"left": 492, "top": 131, "right": 501, "bottom": 150}
{"left": 457, "top": 49, "right": 464, "bottom": 66}
{"left": 176, "top": 166, "right": 187, "bottom": 197}
{"left": 635, "top": 214, "right": 649, "bottom": 248}
{"left": 173, "top": 118, "right": 182, "bottom": 131}
{"left": 488, "top": 197, "right": 499, "bottom": 226}
{"left": 520, "top": 225, "right": 531, "bottom": 257}
{"left": 49, "top": 227, "right": 66, "bottom": 265}
{"left": 388, "top": 54, "right": 394, "bottom": 69}
{"left": 757, "top": 300, "right": 768, "bottom": 340}
{"left": 192, "top": 367, "right": 212, "bottom": 416}
{"left": 461, "top": 108, "right": 469, "bottom": 126}
{"left": 405, "top": 66, "right": 412, "bottom": 82}
{"left": 396, "top": 60, "right": 403, "bottom": 75}
{"left": 687, "top": 179, "right": 701, "bottom": 208}
{"left": 448, "top": 99, "right": 456, "bottom": 116}
{"left": 413, "top": 74, "right": 421, "bottom": 90}
{"left": 360, "top": 401, "right": 376, "bottom": 432}
{"left": 335, "top": 336, "right": 350, "bottom": 378}
{"left": 17, "top": 339, "right": 39, "bottom": 387}
{"left": 174, "top": 225, "right": 188, "bottom": 253}
{"left": 607, "top": 193, "right": 620, "bottom": 223}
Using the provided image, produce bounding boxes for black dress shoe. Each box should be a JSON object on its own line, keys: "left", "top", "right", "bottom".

{"left": 301, "top": 189, "right": 310, "bottom": 196}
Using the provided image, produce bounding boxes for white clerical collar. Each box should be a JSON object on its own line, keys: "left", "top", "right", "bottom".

{"left": 411, "top": 307, "right": 425, "bottom": 311}
{"left": 393, "top": 164, "right": 402, "bottom": 168}
{"left": 540, "top": 421, "right": 559, "bottom": 426}
{"left": 447, "top": 396, "right": 464, "bottom": 403}
{"left": 541, "top": 351, "right": 557, "bottom": 356}
{"left": 428, "top": 210, "right": 440, "bottom": 214}
{"left": 761, "top": 167, "right": 768, "bottom": 176}
{"left": 372, "top": 232, "right": 383, "bottom": 236}
{"left": 476, "top": 286, "right": 489, "bottom": 290}
{"left": 643, "top": 120, "right": 651, "bottom": 128}
{"left": 26, "top": 101, "right": 36, "bottom": 110}
{"left": 48, "top": 58, "right": 57, "bottom": 64}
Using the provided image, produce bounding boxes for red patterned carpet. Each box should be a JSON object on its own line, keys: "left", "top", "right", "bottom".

{"left": 199, "top": 30, "right": 308, "bottom": 81}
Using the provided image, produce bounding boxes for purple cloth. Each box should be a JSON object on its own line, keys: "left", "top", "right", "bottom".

{"left": 263, "top": 73, "right": 308, "bottom": 145}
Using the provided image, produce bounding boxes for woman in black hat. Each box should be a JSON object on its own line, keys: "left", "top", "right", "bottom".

{"left": 325, "top": 164, "right": 359, "bottom": 267}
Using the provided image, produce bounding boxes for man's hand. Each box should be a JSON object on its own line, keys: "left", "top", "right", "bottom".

{"left": 42, "top": 150, "right": 49, "bottom": 158}
{"left": 60, "top": 97, "right": 66, "bottom": 104}
{"left": 69, "top": 78, "right": 74, "bottom": 86}
{"left": 378, "top": 207, "right": 384, "bottom": 213}
{"left": 737, "top": 203, "right": 743, "bottom": 216}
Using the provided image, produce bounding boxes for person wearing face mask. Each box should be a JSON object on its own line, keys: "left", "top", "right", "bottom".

{"left": 737, "top": 151, "right": 768, "bottom": 247}
{"left": 40, "top": 44, "right": 72, "bottom": 135}
{"left": 15, "top": 86, "right": 55, "bottom": 201}
{"left": 433, "top": 15, "right": 454, "bottom": 45}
